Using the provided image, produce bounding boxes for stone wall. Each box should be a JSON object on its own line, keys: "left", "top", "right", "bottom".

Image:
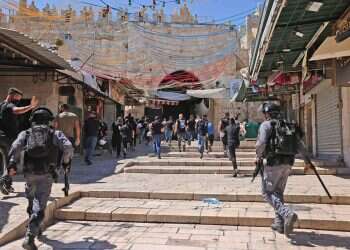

{"left": 0, "top": 72, "right": 84, "bottom": 116}
{"left": 211, "top": 99, "right": 264, "bottom": 138}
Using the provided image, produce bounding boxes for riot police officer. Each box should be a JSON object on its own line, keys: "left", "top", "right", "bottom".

{"left": 256, "top": 103, "right": 311, "bottom": 237}
{"left": 7, "top": 107, "right": 73, "bottom": 250}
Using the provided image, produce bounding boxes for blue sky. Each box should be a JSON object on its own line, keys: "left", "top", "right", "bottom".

{"left": 26, "top": 0, "right": 262, "bottom": 24}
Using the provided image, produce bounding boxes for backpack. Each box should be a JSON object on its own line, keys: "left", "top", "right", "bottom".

{"left": 25, "top": 125, "right": 54, "bottom": 159}
{"left": 267, "top": 119, "right": 298, "bottom": 158}
{"left": 220, "top": 118, "right": 229, "bottom": 131}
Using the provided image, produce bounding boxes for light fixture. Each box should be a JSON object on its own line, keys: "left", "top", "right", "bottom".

{"left": 295, "top": 31, "right": 304, "bottom": 38}
{"left": 294, "top": 27, "right": 304, "bottom": 38}
{"left": 306, "top": 2, "right": 323, "bottom": 12}
{"left": 282, "top": 45, "right": 291, "bottom": 52}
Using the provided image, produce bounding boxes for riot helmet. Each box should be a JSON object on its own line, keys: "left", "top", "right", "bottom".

{"left": 259, "top": 103, "right": 281, "bottom": 118}
{"left": 29, "top": 107, "right": 54, "bottom": 125}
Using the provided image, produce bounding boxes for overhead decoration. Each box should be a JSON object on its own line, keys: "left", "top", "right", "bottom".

{"left": 2, "top": 0, "right": 240, "bottom": 92}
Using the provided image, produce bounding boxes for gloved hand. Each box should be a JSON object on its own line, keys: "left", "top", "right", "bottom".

{"left": 62, "top": 160, "right": 72, "bottom": 172}
{"left": 7, "top": 162, "right": 17, "bottom": 176}
{"left": 304, "top": 163, "right": 313, "bottom": 174}
{"left": 0, "top": 175, "right": 14, "bottom": 195}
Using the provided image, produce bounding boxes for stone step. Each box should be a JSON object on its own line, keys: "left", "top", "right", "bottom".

{"left": 165, "top": 152, "right": 256, "bottom": 158}
{"left": 55, "top": 197, "right": 350, "bottom": 231}
{"left": 163, "top": 140, "right": 256, "bottom": 147}
{"left": 123, "top": 165, "right": 342, "bottom": 175}
{"left": 161, "top": 145, "right": 255, "bottom": 152}
{"left": 131, "top": 159, "right": 337, "bottom": 169}
{"left": 81, "top": 190, "right": 349, "bottom": 205}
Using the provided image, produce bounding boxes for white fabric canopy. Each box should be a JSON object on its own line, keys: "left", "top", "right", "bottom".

{"left": 156, "top": 91, "right": 191, "bottom": 101}
{"left": 186, "top": 88, "right": 228, "bottom": 99}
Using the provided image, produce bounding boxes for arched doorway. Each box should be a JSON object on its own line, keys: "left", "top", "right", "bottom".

{"left": 159, "top": 70, "right": 202, "bottom": 119}
{"left": 159, "top": 70, "right": 201, "bottom": 91}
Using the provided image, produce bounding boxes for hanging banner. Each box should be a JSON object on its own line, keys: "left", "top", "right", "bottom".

{"left": 229, "top": 79, "right": 243, "bottom": 98}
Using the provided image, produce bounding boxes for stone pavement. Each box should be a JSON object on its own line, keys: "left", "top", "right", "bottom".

{"left": 4, "top": 221, "right": 350, "bottom": 250}
{"left": 1, "top": 140, "right": 350, "bottom": 249}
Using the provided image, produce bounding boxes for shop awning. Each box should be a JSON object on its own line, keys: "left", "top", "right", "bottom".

{"left": 156, "top": 91, "right": 191, "bottom": 101}
{"left": 0, "top": 28, "right": 72, "bottom": 70}
{"left": 147, "top": 98, "right": 179, "bottom": 106}
{"left": 186, "top": 88, "right": 227, "bottom": 99}
{"left": 310, "top": 36, "right": 350, "bottom": 61}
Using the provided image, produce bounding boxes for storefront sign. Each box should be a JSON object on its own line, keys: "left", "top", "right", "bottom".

{"left": 336, "top": 10, "right": 350, "bottom": 43}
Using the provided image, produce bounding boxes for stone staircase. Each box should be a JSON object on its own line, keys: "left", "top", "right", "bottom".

{"left": 52, "top": 140, "right": 350, "bottom": 234}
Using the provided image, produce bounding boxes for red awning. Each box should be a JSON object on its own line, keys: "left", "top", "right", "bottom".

{"left": 267, "top": 71, "right": 300, "bottom": 86}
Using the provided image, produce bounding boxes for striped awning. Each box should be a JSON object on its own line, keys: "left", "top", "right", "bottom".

{"left": 147, "top": 99, "right": 179, "bottom": 107}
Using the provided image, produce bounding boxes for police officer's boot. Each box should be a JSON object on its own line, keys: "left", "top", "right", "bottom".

{"left": 284, "top": 212, "right": 298, "bottom": 237}
{"left": 271, "top": 213, "right": 284, "bottom": 234}
{"left": 22, "top": 233, "right": 37, "bottom": 250}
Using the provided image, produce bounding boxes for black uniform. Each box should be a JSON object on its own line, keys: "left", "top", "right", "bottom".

{"left": 220, "top": 118, "right": 229, "bottom": 149}
{"left": 225, "top": 122, "right": 240, "bottom": 176}
{"left": 112, "top": 122, "right": 122, "bottom": 157}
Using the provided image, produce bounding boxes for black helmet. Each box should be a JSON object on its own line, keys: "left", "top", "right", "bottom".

{"left": 29, "top": 107, "right": 54, "bottom": 124}
{"left": 260, "top": 103, "right": 280, "bottom": 116}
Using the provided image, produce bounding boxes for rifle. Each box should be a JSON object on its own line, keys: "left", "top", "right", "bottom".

{"left": 306, "top": 160, "right": 332, "bottom": 199}
{"left": 62, "top": 161, "right": 71, "bottom": 197}
{"left": 251, "top": 158, "right": 264, "bottom": 183}
{"left": 296, "top": 137, "right": 333, "bottom": 200}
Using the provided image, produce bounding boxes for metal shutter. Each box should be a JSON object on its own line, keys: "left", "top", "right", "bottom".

{"left": 316, "top": 85, "right": 342, "bottom": 158}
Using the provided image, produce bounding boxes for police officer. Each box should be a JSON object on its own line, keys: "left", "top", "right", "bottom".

{"left": 7, "top": 107, "right": 73, "bottom": 250}
{"left": 256, "top": 103, "right": 311, "bottom": 237}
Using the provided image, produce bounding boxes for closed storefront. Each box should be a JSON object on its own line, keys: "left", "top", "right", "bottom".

{"left": 315, "top": 80, "right": 342, "bottom": 159}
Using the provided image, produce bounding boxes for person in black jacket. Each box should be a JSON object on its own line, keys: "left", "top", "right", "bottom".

{"left": 218, "top": 112, "right": 230, "bottom": 156}
{"left": 225, "top": 118, "right": 240, "bottom": 177}
{"left": 119, "top": 119, "right": 131, "bottom": 158}
{"left": 83, "top": 111, "right": 99, "bottom": 165}
{"left": 196, "top": 115, "right": 208, "bottom": 159}
{"left": 112, "top": 117, "right": 123, "bottom": 158}
{"left": 151, "top": 116, "right": 164, "bottom": 159}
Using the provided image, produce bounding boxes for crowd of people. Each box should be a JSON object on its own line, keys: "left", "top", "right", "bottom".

{"left": 107, "top": 112, "right": 244, "bottom": 178}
